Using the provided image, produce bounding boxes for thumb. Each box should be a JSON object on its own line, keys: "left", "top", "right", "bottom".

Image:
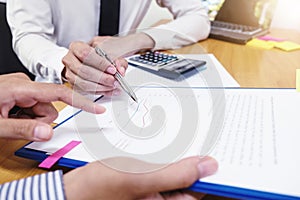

{"left": 130, "top": 156, "right": 218, "bottom": 195}
{"left": 0, "top": 118, "right": 53, "bottom": 141}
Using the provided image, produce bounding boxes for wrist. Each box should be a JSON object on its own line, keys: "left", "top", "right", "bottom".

{"left": 134, "top": 32, "right": 155, "bottom": 50}
{"left": 63, "top": 167, "right": 86, "bottom": 200}
{"left": 122, "top": 33, "right": 155, "bottom": 54}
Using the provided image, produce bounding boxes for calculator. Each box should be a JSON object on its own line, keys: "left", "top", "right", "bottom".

{"left": 128, "top": 51, "right": 207, "bottom": 80}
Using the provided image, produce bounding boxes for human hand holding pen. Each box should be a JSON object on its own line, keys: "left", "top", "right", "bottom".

{"left": 95, "top": 47, "right": 138, "bottom": 102}
{"left": 62, "top": 41, "right": 128, "bottom": 96}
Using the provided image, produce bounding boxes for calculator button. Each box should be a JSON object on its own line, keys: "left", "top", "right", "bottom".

{"left": 129, "top": 51, "right": 180, "bottom": 69}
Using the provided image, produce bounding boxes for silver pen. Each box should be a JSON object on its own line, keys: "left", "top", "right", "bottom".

{"left": 95, "top": 47, "right": 138, "bottom": 103}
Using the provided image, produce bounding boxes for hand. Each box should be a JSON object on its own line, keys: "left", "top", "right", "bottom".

{"left": 64, "top": 156, "right": 218, "bottom": 200}
{"left": 62, "top": 41, "right": 128, "bottom": 95}
{"left": 89, "top": 33, "right": 155, "bottom": 59}
{"left": 0, "top": 73, "right": 105, "bottom": 141}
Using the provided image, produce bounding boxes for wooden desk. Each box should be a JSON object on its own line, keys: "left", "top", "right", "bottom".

{"left": 0, "top": 102, "right": 67, "bottom": 184}
{"left": 170, "top": 28, "right": 300, "bottom": 88}
{"left": 0, "top": 29, "right": 299, "bottom": 197}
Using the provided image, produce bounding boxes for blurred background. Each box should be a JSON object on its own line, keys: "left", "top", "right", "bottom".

{"left": 138, "top": 0, "right": 300, "bottom": 32}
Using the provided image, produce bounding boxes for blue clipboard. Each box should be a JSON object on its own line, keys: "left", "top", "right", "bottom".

{"left": 15, "top": 106, "right": 89, "bottom": 168}
{"left": 15, "top": 88, "right": 300, "bottom": 200}
{"left": 15, "top": 145, "right": 299, "bottom": 200}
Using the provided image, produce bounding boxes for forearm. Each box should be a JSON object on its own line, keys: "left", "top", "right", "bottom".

{"left": 92, "top": 32, "right": 155, "bottom": 57}
{"left": 7, "top": 0, "right": 68, "bottom": 83}
{"left": 127, "top": 32, "right": 155, "bottom": 52}
{"left": 115, "top": 32, "right": 155, "bottom": 55}
{"left": 143, "top": 0, "right": 210, "bottom": 50}
{"left": 14, "top": 34, "right": 68, "bottom": 83}
{"left": 143, "top": 14, "right": 210, "bottom": 50}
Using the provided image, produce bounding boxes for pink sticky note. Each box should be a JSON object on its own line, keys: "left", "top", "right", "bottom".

{"left": 258, "top": 35, "right": 285, "bottom": 42}
{"left": 39, "top": 140, "right": 81, "bottom": 169}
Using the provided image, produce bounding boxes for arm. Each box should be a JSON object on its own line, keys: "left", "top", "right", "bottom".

{"left": 64, "top": 156, "right": 217, "bottom": 199}
{"left": 0, "top": 171, "right": 65, "bottom": 200}
{"left": 90, "top": 0, "right": 210, "bottom": 53}
{"left": 6, "top": 0, "right": 68, "bottom": 83}
{"left": 7, "top": 1, "right": 130, "bottom": 94}
{"left": 143, "top": 0, "right": 211, "bottom": 50}
{"left": 0, "top": 156, "right": 217, "bottom": 200}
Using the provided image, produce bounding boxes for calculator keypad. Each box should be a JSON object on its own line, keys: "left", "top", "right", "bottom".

{"left": 129, "top": 51, "right": 179, "bottom": 67}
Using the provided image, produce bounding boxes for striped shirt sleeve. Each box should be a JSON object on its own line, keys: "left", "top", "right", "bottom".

{"left": 0, "top": 170, "right": 65, "bottom": 200}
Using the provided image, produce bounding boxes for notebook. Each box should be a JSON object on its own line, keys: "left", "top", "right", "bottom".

{"left": 208, "top": 0, "right": 277, "bottom": 44}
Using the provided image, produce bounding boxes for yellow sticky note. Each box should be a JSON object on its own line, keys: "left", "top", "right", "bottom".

{"left": 246, "top": 39, "right": 275, "bottom": 49}
{"left": 297, "top": 69, "right": 300, "bottom": 92}
{"left": 274, "top": 41, "right": 300, "bottom": 52}
{"left": 266, "top": 41, "right": 277, "bottom": 46}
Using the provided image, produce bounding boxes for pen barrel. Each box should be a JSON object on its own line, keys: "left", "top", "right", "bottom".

{"left": 114, "top": 72, "right": 137, "bottom": 101}
{"left": 114, "top": 72, "right": 129, "bottom": 91}
{"left": 95, "top": 47, "right": 138, "bottom": 102}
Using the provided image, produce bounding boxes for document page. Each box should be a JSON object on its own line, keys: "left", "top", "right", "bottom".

{"left": 26, "top": 88, "right": 300, "bottom": 198}
{"left": 28, "top": 87, "right": 214, "bottom": 163}
{"left": 201, "top": 88, "right": 300, "bottom": 198}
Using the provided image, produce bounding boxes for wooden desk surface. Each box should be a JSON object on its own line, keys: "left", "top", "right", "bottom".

{"left": 0, "top": 102, "right": 68, "bottom": 184}
{"left": 1, "top": 29, "right": 299, "bottom": 196}
{"left": 169, "top": 28, "right": 300, "bottom": 88}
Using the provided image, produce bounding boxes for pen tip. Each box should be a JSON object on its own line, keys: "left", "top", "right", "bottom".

{"left": 131, "top": 96, "right": 138, "bottom": 103}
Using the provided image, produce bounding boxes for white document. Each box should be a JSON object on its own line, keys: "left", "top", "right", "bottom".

{"left": 27, "top": 87, "right": 300, "bottom": 198}
{"left": 201, "top": 88, "right": 300, "bottom": 198}
{"left": 54, "top": 54, "right": 239, "bottom": 124}
{"left": 28, "top": 87, "right": 214, "bottom": 162}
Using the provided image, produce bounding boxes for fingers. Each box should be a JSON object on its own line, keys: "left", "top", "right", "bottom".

{"left": 130, "top": 156, "right": 218, "bottom": 195}
{"left": 88, "top": 37, "right": 130, "bottom": 76}
{"left": 62, "top": 41, "right": 127, "bottom": 95}
{"left": 0, "top": 73, "right": 34, "bottom": 118}
{"left": 71, "top": 75, "right": 116, "bottom": 94}
{"left": 115, "top": 59, "right": 128, "bottom": 76}
{"left": 74, "top": 156, "right": 217, "bottom": 199}
{"left": 161, "top": 190, "right": 205, "bottom": 200}
{"left": 19, "top": 103, "right": 58, "bottom": 124}
{"left": 76, "top": 88, "right": 122, "bottom": 97}
{"left": 0, "top": 72, "right": 105, "bottom": 115}
{"left": 23, "top": 83, "right": 106, "bottom": 114}
{"left": 65, "top": 64, "right": 116, "bottom": 89}
{"left": 1, "top": 104, "right": 14, "bottom": 118}
{"left": 100, "top": 88, "right": 122, "bottom": 97}
{"left": 65, "top": 41, "right": 112, "bottom": 72}
{"left": 63, "top": 156, "right": 217, "bottom": 200}
{"left": 1, "top": 72, "right": 31, "bottom": 81}
{"left": 0, "top": 118, "right": 53, "bottom": 141}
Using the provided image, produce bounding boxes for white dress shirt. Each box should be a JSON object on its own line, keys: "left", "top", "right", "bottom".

{"left": 7, "top": 0, "right": 210, "bottom": 83}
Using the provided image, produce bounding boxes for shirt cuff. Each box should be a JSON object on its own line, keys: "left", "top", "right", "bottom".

{"left": 0, "top": 170, "right": 65, "bottom": 200}
{"left": 34, "top": 65, "right": 63, "bottom": 84}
